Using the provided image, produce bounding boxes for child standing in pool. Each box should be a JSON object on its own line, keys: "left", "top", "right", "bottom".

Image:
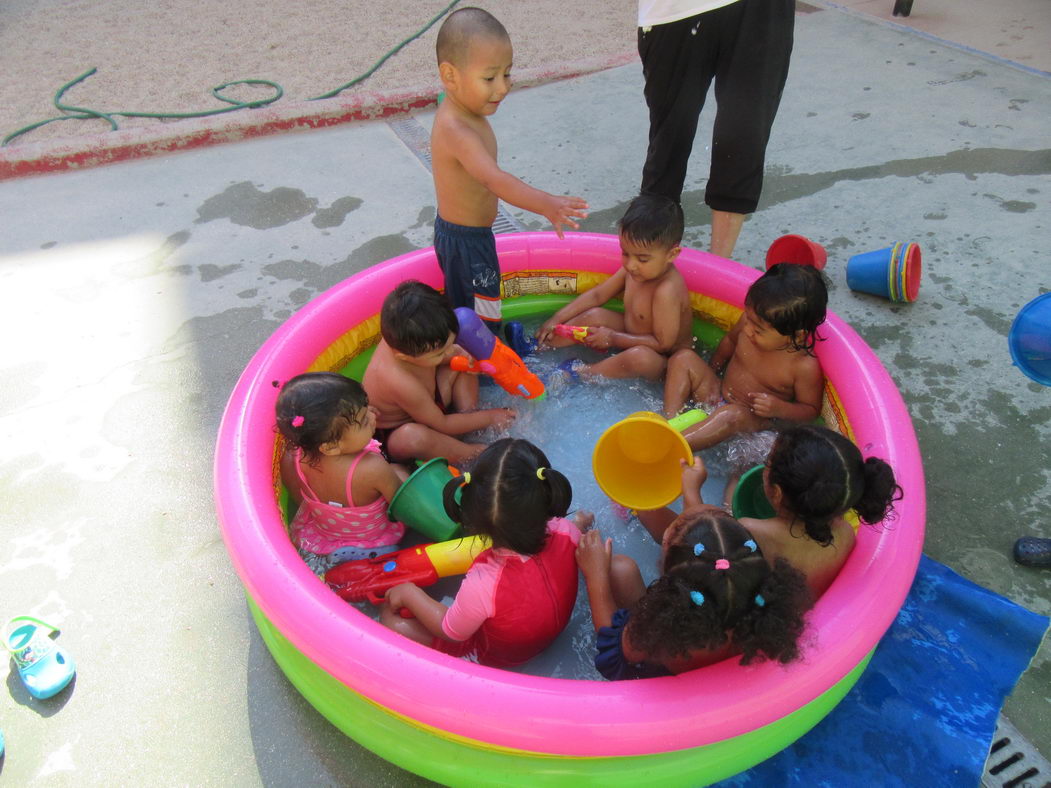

{"left": 739, "top": 424, "right": 902, "bottom": 597}
{"left": 276, "top": 372, "right": 409, "bottom": 574}
{"left": 664, "top": 262, "right": 828, "bottom": 451}
{"left": 533, "top": 193, "right": 695, "bottom": 381}
{"left": 576, "top": 502, "right": 811, "bottom": 680}
{"left": 431, "top": 7, "right": 589, "bottom": 331}
{"left": 363, "top": 280, "right": 515, "bottom": 466}
{"left": 381, "top": 438, "right": 591, "bottom": 668}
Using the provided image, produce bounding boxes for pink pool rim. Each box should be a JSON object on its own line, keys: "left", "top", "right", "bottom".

{"left": 214, "top": 232, "right": 925, "bottom": 759}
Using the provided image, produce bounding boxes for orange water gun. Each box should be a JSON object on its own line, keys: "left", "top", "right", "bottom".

{"left": 451, "top": 307, "right": 545, "bottom": 400}
{"left": 325, "top": 535, "right": 491, "bottom": 605}
{"left": 553, "top": 324, "right": 591, "bottom": 343}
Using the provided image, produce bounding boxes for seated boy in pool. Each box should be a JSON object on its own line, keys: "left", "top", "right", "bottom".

{"left": 534, "top": 194, "right": 694, "bottom": 381}
{"left": 363, "top": 281, "right": 515, "bottom": 466}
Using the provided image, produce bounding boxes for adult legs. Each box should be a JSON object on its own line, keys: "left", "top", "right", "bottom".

{"left": 638, "top": 15, "right": 719, "bottom": 202}
{"left": 710, "top": 211, "right": 745, "bottom": 259}
{"left": 706, "top": 0, "right": 795, "bottom": 257}
{"left": 639, "top": 3, "right": 792, "bottom": 259}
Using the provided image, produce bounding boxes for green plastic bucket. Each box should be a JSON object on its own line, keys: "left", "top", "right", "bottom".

{"left": 732, "top": 464, "right": 776, "bottom": 519}
{"left": 387, "top": 458, "right": 462, "bottom": 541}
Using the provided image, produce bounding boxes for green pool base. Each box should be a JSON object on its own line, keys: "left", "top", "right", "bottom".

{"left": 249, "top": 598, "right": 872, "bottom": 787}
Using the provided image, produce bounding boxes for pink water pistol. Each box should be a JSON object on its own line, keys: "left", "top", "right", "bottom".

{"left": 553, "top": 324, "right": 591, "bottom": 343}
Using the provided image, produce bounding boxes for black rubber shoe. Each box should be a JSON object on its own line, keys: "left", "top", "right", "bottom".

{"left": 1013, "top": 537, "right": 1051, "bottom": 568}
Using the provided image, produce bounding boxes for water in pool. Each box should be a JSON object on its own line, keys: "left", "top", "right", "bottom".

{"left": 364, "top": 314, "right": 736, "bottom": 680}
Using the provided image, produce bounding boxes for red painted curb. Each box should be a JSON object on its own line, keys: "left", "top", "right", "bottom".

{"left": 0, "top": 52, "right": 637, "bottom": 182}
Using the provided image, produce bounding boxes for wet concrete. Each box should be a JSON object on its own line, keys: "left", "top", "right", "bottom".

{"left": 0, "top": 5, "right": 1047, "bottom": 785}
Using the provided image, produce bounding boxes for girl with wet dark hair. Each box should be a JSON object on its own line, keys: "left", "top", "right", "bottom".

{"left": 275, "top": 372, "right": 408, "bottom": 574}
{"left": 742, "top": 424, "right": 902, "bottom": 597}
{"left": 664, "top": 263, "right": 830, "bottom": 453}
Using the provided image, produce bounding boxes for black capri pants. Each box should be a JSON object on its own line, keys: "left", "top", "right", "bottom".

{"left": 639, "top": 0, "right": 795, "bottom": 215}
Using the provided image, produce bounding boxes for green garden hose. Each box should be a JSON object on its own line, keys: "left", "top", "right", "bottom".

{"left": 2, "top": 0, "right": 460, "bottom": 147}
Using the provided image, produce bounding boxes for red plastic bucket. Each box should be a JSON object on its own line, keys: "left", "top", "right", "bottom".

{"left": 765, "top": 234, "right": 827, "bottom": 270}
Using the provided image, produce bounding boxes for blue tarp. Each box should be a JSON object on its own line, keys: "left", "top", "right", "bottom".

{"left": 718, "top": 555, "right": 1050, "bottom": 788}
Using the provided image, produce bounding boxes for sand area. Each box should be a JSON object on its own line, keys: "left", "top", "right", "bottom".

{"left": 1, "top": 1, "right": 636, "bottom": 147}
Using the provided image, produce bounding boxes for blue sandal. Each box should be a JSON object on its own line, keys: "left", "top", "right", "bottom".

{"left": 4, "top": 616, "right": 76, "bottom": 699}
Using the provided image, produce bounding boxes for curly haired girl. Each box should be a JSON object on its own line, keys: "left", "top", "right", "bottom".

{"left": 577, "top": 505, "right": 812, "bottom": 680}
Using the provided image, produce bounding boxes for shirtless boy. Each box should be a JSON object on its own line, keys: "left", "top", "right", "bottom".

{"left": 664, "top": 263, "right": 828, "bottom": 451}
{"left": 535, "top": 194, "right": 694, "bottom": 381}
{"left": 363, "top": 281, "right": 515, "bottom": 466}
{"left": 431, "top": 7, "right": 588, "bottom": 330}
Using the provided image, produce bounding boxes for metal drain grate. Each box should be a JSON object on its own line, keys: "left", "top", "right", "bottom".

{"left": 490, "top": 208, "right": 526, "bottom": 234}
{"left": 387, "top": 116, "right": 433, "bottom": 169}
{"left": 983, "top": 714, "right": 1051, "bottom": 788}
{"left": 387, "top": 115, "right": 526, "bottom": 235}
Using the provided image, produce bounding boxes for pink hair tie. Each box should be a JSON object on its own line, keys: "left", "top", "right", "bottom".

{"left": 714, "top": 559, "right": 730, "bottom": 570}
{"left": 291, "top": 415, "right": 305, "bottom": 428}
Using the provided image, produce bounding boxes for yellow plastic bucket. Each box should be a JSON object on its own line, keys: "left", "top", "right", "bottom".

{"left": 591, "top": 411, "right": 703, "bottom": 510}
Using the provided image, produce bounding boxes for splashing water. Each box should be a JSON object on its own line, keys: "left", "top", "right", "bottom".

{"left": 464, "top": 320, "right": 733, "bottom": 680}
{"left": 348, "top": 316, "right": 738, "bottom": 680}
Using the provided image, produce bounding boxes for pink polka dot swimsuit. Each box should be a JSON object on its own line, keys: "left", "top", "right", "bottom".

{"left": 289, "top": 439, "right": 405, "bottom": 554}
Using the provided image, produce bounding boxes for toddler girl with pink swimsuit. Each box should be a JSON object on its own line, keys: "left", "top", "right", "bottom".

{"left": 276, "top": 372, "right": 408, "bottom": 574}
{"left": 381, "top": 438, "right": 591, "bottom": 668}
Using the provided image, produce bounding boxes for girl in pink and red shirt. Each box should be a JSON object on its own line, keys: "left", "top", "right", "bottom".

{"left": 381, "top": 438, "right": 590, "bottom": 668}
{"left": 276, "top": 372, "right": 409, "bottom": 575}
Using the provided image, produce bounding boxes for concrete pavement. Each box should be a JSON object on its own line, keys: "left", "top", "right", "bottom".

{"left": 0, "top": 4, "right": 1048, "bottom": 785}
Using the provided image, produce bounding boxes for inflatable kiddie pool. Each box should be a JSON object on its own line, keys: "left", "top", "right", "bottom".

{"left": 214, "top": 232, "right": 925, "bottom": 785}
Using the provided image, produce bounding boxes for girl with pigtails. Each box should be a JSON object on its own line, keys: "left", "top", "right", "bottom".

{"left": 577, "top": 457, "right": 812, "bottom": 680}
{"left": 741, "top": 424, "right": 903, "bottom": 598}
{"left": 381, "top": 438, "right": 593, "bottom": 668}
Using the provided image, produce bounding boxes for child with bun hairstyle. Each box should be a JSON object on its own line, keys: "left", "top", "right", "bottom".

{"left": 577, "top": 459, "right": 811, "bottom": 680}
{"left": 381, "top": 438, "right": 591, "bottom": 668}
{"left": 741, "top": 424, "right": 903, "bottom": 597}
{"left": 276, "top": 372, "right": 408, "bottom": 574}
